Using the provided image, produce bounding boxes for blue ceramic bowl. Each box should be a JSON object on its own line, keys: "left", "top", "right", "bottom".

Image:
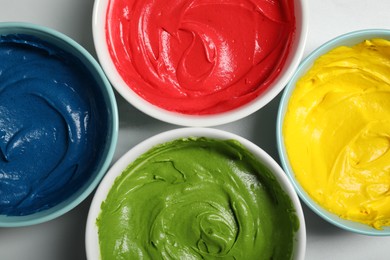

{"left": 0, "top": 22, "right": 118, "bottom": 227}
{"left": 277, "top": 29, "right": 390, "bottom": 236}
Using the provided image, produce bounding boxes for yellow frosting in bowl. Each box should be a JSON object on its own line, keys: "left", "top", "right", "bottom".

{"left": 283, "top": 38, "right": 390, "bottom": 229}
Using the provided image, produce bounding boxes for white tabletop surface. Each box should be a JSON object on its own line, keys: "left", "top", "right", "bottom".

{"left": 1, "top": 0, "right": 390, "bottom": 259}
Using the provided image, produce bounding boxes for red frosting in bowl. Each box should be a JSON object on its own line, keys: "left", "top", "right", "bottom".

{"left": 106, "top": 0, "right": 295, "bottom": 114}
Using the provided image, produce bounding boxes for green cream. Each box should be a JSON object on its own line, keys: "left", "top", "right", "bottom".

{"left": 97, "top": 137, "right": 299, "bottom": 259}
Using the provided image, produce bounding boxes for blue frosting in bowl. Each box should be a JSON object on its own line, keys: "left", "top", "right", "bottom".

{"left": 0, "top": 34, "right": 109, "bottom": 216}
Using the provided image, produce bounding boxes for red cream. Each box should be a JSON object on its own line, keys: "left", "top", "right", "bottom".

{"left": 106, "top": 0, "right": 295, "bottom": 114}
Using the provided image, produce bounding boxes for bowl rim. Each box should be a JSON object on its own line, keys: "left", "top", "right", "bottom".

{"left": 85, "top": 127, "right": 306, "bottom": 260}
{"left": 0, "top": 21, "right": 119, "bottom": 227}
{"left": 92, "top": 0, "right": 308, "bottom": 127}
{"left": 276, "top": 28, "right": 390, "bottom": 236}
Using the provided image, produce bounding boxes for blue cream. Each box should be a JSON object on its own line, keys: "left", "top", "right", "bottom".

{"left": 0, "top": 34, "right": 107, "bottom": 216}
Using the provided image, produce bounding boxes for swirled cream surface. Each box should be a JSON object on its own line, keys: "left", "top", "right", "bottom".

{"left": 97, "top": 137, "right": 299, "bottom": 259}
{"left": 284, "top": 38, "right": 390, "bottom": 229}
{"left": 106, "top": 0, "right": 295, "bottom": 114}
{"left": 0, "top": 34, "right": 107, "bottom": 216}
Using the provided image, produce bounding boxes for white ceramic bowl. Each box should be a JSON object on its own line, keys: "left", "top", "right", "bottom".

{"left": 86, "top": 128, "right": 306, "bottom": 259}
{"left": 277, "top": 29, "right": 390, "bottom": 236}
{"left": 92, "top": 0, "right": 308, "bottom": 126}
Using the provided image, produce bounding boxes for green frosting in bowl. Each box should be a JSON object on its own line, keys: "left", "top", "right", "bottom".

{"left": 97, "top": 137, "right": 299, "bottom": 259}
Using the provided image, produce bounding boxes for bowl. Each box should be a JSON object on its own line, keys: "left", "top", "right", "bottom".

{"left": 86, "top": 128, "right": 306, "bottom": 259}
{"left": 92, "top": 0, "right": 308, "bottom": 126}
{"left": 0, "top": 22, "right": 118, "bottom": 227}
{"left": 277, "top": 29, "right": 390, "bottom": 235}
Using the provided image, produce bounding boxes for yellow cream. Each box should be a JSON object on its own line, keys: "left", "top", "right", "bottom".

{"left": 283, "top": 38, "right": 390, "bottom": 229}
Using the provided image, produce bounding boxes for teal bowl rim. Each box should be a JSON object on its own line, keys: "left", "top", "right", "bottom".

{"left": 0, "top": 22, "right": 119, "bottom": 227}
{"left": 276, "top": 29, "right": 390, "bottom": 236}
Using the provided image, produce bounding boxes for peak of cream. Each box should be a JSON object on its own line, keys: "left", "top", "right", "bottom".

{"left": 105, "top": 0, "right": 296, "bottom": 114}
{"left": 97, "top": 137, "right": 299, "bottom": 259}
{"left": 0, "top": 34, "right": 108, "bottom": 216}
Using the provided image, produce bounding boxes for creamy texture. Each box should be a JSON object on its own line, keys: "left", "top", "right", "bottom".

{"left": 283, "top": 38, "right": 390, "bottom": 229}
{"left": 97, "top": 137, "right": 299, "bottom": 259}
{"left": 106, "top": 0, "right": 295, "bottom": 114}
{"left": 0, "top": 34, "right": 108, "bottom": 216}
